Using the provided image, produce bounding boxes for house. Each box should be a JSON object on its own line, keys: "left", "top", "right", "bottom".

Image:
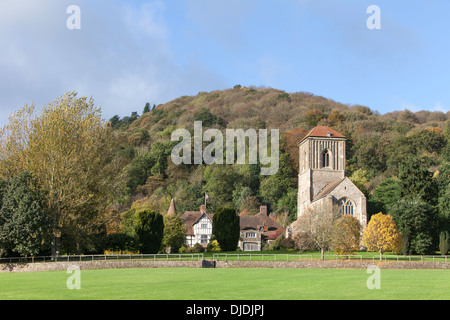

{"left": 239, "top": 206, "right": 284, "bottom": 251}
{"left": 290, "top": 125, "right": 367, "bottom": 236}
{"left": 180, "top": 205, "right": 213, "bottom": 247}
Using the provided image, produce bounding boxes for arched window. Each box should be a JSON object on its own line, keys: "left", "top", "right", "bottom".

{"left": 339, "top": 198, "right": 355, "bottom": 216}
{"left": 322, "top": 149, "right": 330, "bottom": 168}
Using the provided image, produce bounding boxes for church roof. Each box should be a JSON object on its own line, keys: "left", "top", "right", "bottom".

{"left": 312, "top": 178, "right": 346, "bottom": 201}
{"left": 300, "top": 126, "right": 346, "bottom": 144}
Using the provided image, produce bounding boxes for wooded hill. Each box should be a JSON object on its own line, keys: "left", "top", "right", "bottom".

{"left": 107, "top": 86, "right": 450, "bottom": 255}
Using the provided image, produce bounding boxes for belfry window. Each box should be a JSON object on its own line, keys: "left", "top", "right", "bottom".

{"left": 322, "top": 149, "right": 330, "bottom": 168}
{"left": 339, "top": 198, "right": 355, "bottom": 216}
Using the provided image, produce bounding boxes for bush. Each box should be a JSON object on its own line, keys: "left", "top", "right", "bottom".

{"left": 104, "top": 233, "right": 139, "bottom": 254}
{"left": 192, "top": 243, "right": 205, "bottom": 253}
{"left": 179, "top": 243, "right": 205, "bottom": 253}
{"left": 207, "top": 240, "right": 221, "bottom": 252}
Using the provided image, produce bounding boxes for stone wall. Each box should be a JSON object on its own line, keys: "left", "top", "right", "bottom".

{"left": 216, "top": 260, "right": 450, "bottom": 269}
{"left": 1, "top": 259, "right": 448, "bottom": 273}
{"left": 0, "top": 260, "right": 201, "bottom": 273}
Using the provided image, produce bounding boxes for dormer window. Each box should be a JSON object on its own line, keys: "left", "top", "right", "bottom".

{"left": 326, "top": 132, "right": 331, "bottom": 137}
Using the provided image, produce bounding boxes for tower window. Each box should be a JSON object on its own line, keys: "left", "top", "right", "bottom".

{"left": 322, "top": 149, "right": 330, "bottom": 168}
{"left": 339, "top": 198, "right": 355, "bottom": 216}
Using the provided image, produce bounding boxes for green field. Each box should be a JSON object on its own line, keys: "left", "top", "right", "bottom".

{"left": 0, "top": 268, "right": 449, "bottom": 300}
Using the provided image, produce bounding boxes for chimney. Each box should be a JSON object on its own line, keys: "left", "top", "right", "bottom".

{"left": 200, "top": 205, "right": 206, "bottom": 214}
{"left": 260, "top": 205, "right": 268, "bottom": 216}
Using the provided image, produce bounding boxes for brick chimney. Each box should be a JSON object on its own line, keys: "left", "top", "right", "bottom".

{"left": 260, "top": 205, "right": 267, "bottom": 216}
{"left": 200, "top": 205, "right": 206, "bottom": 214}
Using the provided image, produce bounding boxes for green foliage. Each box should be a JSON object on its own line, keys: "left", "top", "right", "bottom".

{"left": 106, "top": 88, "right": 449, "bottom": 256}
{"left": 134, "top": 209, "right": 164, "bottom": 254}
{"left": 390, "top": 197, "right": 437, "bottom": 255}
{"left": 304, "top": 109, "right": 325, "bottom": 127}
{"left": 352, "top": 135, "right": 387, "bottom": 175}
{"left": 204, "top": 165, "right": 241, "bottom": 210}
{"left": 260, "top": 153, "right": 296, "bottom": 207}
{"left": 104, "top": 233, "right": 139, "bottom": 253}
{"left": 0, "top": 172, "right": 51, "bottom": 257}
{"left": 212, "top": 207, "right": 240, "bottom": 251}
{"left": 194, "top": 107, "right": 225, "bottom": 127}
{"left": 277, "top": 92, "right": 291, "bottom": 102}
{"left": 398, "top": 157, "right": 437, "bottom": 204}
{"left": 162, "top": 215, "right": 186, "bottom": 253}
{"left": 206, "top": 239, "right": 221, "bottom": 252}
{"left": 410, "top": 129, "right": 446, "bottom": 154}
{"left": 439, "top": 231, "right": 449, "bottom": 256}
{"left": 110, "top": 112, "right": 139, "bottom": 130}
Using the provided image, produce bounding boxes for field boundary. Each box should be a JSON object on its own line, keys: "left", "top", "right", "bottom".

{"left": 1, "top": 256, "right": 450, "bottom": 273}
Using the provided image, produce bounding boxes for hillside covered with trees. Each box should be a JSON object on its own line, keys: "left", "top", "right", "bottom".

{"left": 107, "top": 86, "right": 449, "bottom": 254}
{"left": 0, "top": 86, "right": 449, "bottom": 256}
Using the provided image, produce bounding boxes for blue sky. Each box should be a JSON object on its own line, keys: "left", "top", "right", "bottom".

{"left": 0, "top": 0, "right": 449, "bottom": 126}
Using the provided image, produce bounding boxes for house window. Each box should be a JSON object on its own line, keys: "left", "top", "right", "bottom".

{"left": 339, "top": 198, "right": 355, "bottom": 216}
{"left": 201, "top": 224, "right": 207, "bottom": 229}
{"left": 322, "top": 149, "right": 330, "bottom": 168}
{"left": 246, "top": 232, "right": 256, "bottom": 238}
{"left": 200, "top": 234, "right": 208, "bottom": 244}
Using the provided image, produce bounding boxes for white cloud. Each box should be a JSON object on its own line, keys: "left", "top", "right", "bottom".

{"left": 0, "top": 0, "right": 226, "bottom": 125}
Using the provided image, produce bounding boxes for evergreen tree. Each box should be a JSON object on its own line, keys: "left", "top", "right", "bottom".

{"left": 0, "top": 172, "right": 50, "bottom": 257}
{"left": 390, "top": 196, "right": 437, "bottom": 255}
{"left": 143, "top": 102, "right": 151, "bottom": 114}
{"left": 212, "top": 207, "right": 240, "bottom": 251}
{"left": 134, "top": 209, "right": 164, "bottom": 254}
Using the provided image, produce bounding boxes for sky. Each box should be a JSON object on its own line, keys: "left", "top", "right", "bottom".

{"left": 0, "top": 0, "right": 449, "bottom": 126}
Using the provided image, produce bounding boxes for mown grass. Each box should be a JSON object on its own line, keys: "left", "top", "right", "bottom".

{"left": 0, "top": 268, "right": 449, "bottom": 300}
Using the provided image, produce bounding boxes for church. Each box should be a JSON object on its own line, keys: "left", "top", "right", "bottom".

{"left": 296, "top": 126, "right": 367, "bottom": 229}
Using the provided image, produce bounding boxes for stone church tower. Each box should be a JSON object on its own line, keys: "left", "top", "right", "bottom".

{"left": 297, "top": 126, "right": 367, "bottom": 229}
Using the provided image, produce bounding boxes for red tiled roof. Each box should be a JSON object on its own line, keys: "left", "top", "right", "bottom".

{"left": 300, "top": 126, "right": 346, "bottom": 143}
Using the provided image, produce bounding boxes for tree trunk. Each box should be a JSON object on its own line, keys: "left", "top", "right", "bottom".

{"left": 321, "top": 248, "right": 324, "bottom": 260}
{"left": 51, "top": 235, "right": 61, "bottom": 259}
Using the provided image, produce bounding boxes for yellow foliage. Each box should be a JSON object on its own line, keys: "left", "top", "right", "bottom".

{"left": 362, "top": 212, "right": 402, "bottom": 254}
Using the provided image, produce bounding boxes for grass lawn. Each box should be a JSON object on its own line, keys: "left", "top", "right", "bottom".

{"left": 0, "top": 268, "right": 449, "bottom": 300}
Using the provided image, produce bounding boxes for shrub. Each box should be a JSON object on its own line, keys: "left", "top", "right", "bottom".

{"left": 192, "top": 243, "right": 205, "bottom": 253}
{"left": 207, "top": 240, "right": 221, "bottom": 252}
{"left": 104, "top": 233, "right": 139, "bottom": 254}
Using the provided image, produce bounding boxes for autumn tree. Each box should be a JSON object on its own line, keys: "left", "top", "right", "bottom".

{"left": 331, "top": 215, "right": 362, "bottom": 255}
{"left": 294, "top": 201, "right": 341, "bottom": 260}
{"left": 0, "top": 92, "right": 121, "bottom": 256}
{"left": 362, "top": 213, "right": 402, "bottom": 260}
